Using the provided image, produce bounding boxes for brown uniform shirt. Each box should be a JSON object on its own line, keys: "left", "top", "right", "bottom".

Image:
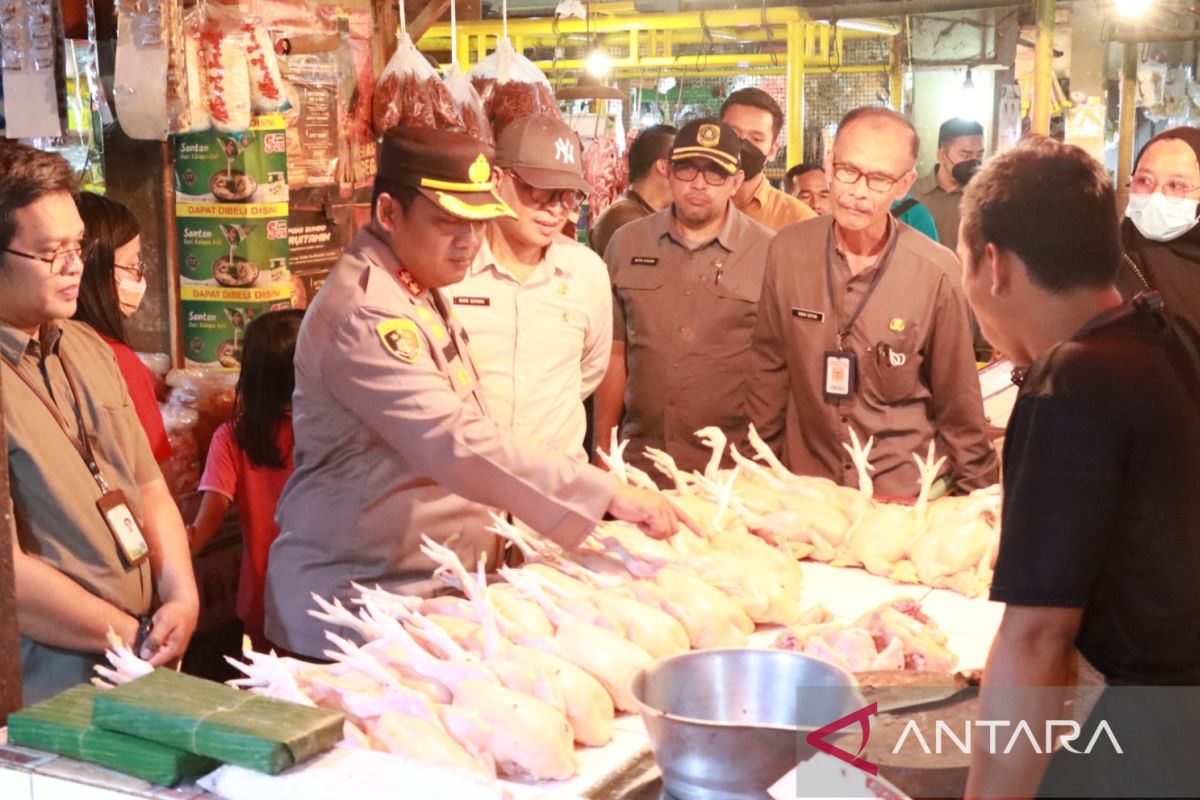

{"left": 2, "top": 321, "right": 157, "bottom": 704}
{"left": 606, "top": 204, "right": 774, "bottom": 478}
{"left": 735, "top": 177, "right": 817, "bottom": 233}
{"left": 589, "top": 189, "right": 656, "bottom": 258}
{"left": 266, "top": 227, "right": 617, "bottom": 657}
{"left": 747, "top": 215, "right": 998, "bottom": 497}
{"left": 912, "top": 171, "right": 964, "bottom": 251}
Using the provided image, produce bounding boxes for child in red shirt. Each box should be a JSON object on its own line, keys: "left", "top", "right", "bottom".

{"left": 188, "top": 309, "right": 303, "bottom": 650}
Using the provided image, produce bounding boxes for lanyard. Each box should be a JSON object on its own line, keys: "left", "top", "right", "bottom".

{"left": 2, "top": 349, "right": 113, "bottom": 493}
{"left": 824, "top": 224, "right": 901, "bottom": 349}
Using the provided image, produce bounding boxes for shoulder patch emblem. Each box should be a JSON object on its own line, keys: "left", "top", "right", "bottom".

{"left": 377, "top": 318, "right": 423, "bottom": 363}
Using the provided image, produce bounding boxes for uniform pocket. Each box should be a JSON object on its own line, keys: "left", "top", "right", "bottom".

{"left": 614, "top": 267, "right": 665, "bottom": 344}
{"left": 863, "top": 328, "right": 922, "bottom": 403}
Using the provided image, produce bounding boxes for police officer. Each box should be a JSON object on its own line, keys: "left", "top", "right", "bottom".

{"left": 265, "top": 126, "right": 694, "bottom": 658}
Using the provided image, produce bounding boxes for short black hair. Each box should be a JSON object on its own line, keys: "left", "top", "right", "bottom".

{"left": 938, "top": 117, "right": 985, "bottom": 148}
{"left": 960, "top": 136, "right": 1119, "bottom": 292}
{"left": 371, "top": 181, "right": 421, "bottom": 217}
{"left": 628, "top": 125, "right": 676, "bottom": 184}
{"left": 720, "top": 87, "right": 784, "bottom": 139}
{"left": 73, "top": 192, "right": 141, "bottom": 346}
{"left": 0, "top": 142, "right": 77, "bottom": 254}
{"left": 786, "top": 162, "right": 824, "bottom": 181}
{"left": 836, "top": 106, "right": 920, "bottom": 162}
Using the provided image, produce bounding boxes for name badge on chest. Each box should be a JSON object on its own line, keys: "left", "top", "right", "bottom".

{"left": 97, "top": 489, "right": 150, "bottom": 566}
{"left": 823, "top": 350, "right": 857, "bottom": 403}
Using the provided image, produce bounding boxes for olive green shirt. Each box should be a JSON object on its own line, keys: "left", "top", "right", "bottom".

{"left": 606, "top": 203, "right": 774, "bottom": 480}
{"left": 3, "top": 320, "right": 157, "bottom": 704}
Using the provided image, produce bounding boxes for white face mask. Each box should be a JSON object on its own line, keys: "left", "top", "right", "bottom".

{"left": 116, "top": 276, "right": 147, "bottom": 317}
{"left": 1126, "top": 192, "right": 1200, "bottom": 242}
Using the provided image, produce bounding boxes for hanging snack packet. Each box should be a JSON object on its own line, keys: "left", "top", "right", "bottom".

{"left": 466, "top": 38, "right": 560, "bottom": 137}
{"left": 442, "top": 62, "right": 493, "bottom": 145}
{"left": 372, "top": 31, "right": 461, "bottom": 136}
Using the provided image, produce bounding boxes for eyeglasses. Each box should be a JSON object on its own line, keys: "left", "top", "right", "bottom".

{"left": 1129, "top": 173, "right": 1200, "bottom": 198}
{"left": 3, "top": 241, "right": 96, "bottom": 274}
{"left": 513, "top": 176, "right": 586, "bottom": 212}
{"left": 832, "top": 162, "right": 904, "bottom": 193}
{"left": 671, "top": 161, "right": 731, "bottom": 187}
{"left": 115, "top": 257, "right": 148, "bottom": 281}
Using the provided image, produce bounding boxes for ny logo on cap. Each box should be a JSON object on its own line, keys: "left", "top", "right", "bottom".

{"left": 554, "top": 137, "right": 575, "bottom": 164}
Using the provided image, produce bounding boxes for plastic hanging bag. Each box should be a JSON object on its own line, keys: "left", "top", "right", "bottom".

{"left": 442, "top": 61, "right": 493, "bottom": 145}
{"left": 466, "top": 37, "right": 560, "bottom": 137}
{"left": 372, "top": 31, "right": 461, "bottom": 135}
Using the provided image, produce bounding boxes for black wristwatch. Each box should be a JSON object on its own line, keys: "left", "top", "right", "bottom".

{"left": 133, "top": 613, "right": 154, "bottom": 654}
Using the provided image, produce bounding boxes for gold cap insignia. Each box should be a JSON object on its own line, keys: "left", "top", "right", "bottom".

{"left": 697, "top": 124, "right": 721, "bottom": 147}
{"left": 468, "top": 154, "right": 492, "bottom": 184}
{"left": 889, "top": 318, "right": 906, "bottom": 332}
{"left": 377, "top": 319, "right": 423, "bottom": 363}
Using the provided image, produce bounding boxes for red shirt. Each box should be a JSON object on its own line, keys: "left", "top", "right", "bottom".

{"left": 199, "top": 418, "right": 294, "bottom": 645}
{"left": 100, "top": 335, "right": 172, "bottom": 462}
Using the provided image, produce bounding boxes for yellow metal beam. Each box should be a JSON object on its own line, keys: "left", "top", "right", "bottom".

{"left": 536, "top": 54, "right": 889, "bottom": 74}
{"left": 787, "top": 21, "right": 805, "bottom": 168}
{"left": 1031, "top": 0, "right": 1055, "bottom": 135}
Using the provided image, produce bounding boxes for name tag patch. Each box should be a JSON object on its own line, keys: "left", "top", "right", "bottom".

{"left": 631, "top": 257, "right": 658, "bottom": 266}
{"left": 792, "top": 308, "right": 825, "bottom": 323}
{"left": 453, "top": 296, "right": 490, "bottom": 306}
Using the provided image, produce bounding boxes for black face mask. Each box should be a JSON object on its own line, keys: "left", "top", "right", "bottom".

{"left": 739, "top": 139, "right": 767, "bottom": 181}
{"left": 951, "top": 158, "right": 981, "bottom": 186}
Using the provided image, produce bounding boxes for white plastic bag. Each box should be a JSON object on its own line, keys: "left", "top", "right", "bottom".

{"left": 372, "top": 31, "right": 461, "bottom": 135}
{"left": 442, "top": 61, "right": 493, "bottom": 145}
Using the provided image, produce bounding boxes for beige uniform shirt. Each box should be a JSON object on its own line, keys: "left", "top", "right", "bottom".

{"left": 736, "top": 177, "right": 817, "bottom": 232}
{"left": 606, "top": 204, "right": 774, "bottom": 479}
{"left": 912, "top": 171, "right": 964, "bottom": 251}
{"left": 2, "top": 321, "right": 157, "bottom": 704}
{"left": 266, "top": 227, "right": 617, "bottom": 657}
{"left": 747, "top": 215, "right": 998, "bottom": 497}
{"left": 451, "top": 234, "right": 612, "bottom": 461}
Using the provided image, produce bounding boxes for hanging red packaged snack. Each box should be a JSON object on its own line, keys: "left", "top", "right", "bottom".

{"left": 465, "top": 38, "right": 561, "bottom": 137}
{"left": 372, "top": 31, "right": 462, "bottom": 136}
{"left": 443, "top": 62, "right": 494, "bottom": 146}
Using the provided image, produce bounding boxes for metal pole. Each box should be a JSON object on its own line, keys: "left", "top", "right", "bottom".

{"left": 0, "top": 368, "right": 24, "bottom": 721}
{"left": 1116, "top": 41, "right": 1138, "bottom": 213}
{"left": 1031, "top": 0, "right": 1055, "bottom": 135}
{"left": 787, "top": 21, "right": 806, "bottom": 168}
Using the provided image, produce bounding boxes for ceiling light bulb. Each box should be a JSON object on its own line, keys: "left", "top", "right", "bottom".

{"left": 586, "top": 50, "right": 611, "bottom": 77}
{"left": 963, "top": 68, "right": 975, "bottom": 91}
{"left": 1114, "top": 0, "right": 1153, "bottom": 19}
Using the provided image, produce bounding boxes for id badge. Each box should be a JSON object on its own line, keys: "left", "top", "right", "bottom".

{"left": 824, "top": 350, "right": 857, "bottom": 402}
{"left": 97, "top": 489, "right": 150, "bottom": 566}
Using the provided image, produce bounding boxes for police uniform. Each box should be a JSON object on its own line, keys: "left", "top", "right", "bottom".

{"left": 265, "top": 128, "right": 617, "bottom": 658}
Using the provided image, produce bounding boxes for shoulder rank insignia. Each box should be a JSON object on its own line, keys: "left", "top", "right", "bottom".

{"left": 377, "top": 318, "right": 423, "bottom": 363}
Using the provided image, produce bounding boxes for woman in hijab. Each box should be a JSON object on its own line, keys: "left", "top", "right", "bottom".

{"left": 1119, "top": 126, "right": 1200, "bottom": 337}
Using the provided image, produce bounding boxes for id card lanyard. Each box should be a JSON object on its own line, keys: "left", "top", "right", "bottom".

{"left": 822, "top": 225, "right": 900, "bottom": 403}
{"left": 2, "top": 351, "right": 151, "bottom": 566}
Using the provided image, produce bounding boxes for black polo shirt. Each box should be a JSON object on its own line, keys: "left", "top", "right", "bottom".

{"left": 991, "top": 297, "right": 1200, "bottom": 685}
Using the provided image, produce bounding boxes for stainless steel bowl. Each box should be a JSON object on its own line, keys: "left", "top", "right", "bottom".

{"left": 631, "top": 648, "right": 863, "bottom": 800}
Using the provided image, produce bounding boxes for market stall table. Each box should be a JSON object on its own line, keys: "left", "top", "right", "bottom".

{"left": 0, "top": 561, "right": 1004, "bottom": 799}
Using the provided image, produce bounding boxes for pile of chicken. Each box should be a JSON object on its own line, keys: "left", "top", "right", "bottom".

{"left": 624, "top": 425, "right": 1003, "bottom": 599}
{"left": 772, "top": 598, "right": 958, "bottom": 674}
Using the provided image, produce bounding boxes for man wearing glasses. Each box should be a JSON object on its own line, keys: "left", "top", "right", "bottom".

{"left": 0, "top": 142, "right": 198, "bottom": 703}
{"left": 450, "top": 114, "right": 611, "bottom": 462}
{"left": 596, "top": 119, "right": 773, "bottom": 480}
{"left": 748, "top": 107, "right": 997, "bottom": 498}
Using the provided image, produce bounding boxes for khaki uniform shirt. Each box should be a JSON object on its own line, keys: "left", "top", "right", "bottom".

{"left": 3, "top": 321, "right": 156, "bottom": 704}
{"left": 606, "top": 204, "right": 774, "bottom": 479}
{"left": 736, "top": 177, "right": 817, "bottom": 232}
{"left": 912, "top": 171, "right": 964, "bottom": 252}
{"left": 451, "top": 234, "right": 612, "bottom": 461}
{"left": 747, "top": 215, "right": 998, "bottom": 497}
{"left": 589, "top": 189, "right": 655, "bottom": 258}
{"left": 266, "top": 227, "right": 616, "bottom": 657}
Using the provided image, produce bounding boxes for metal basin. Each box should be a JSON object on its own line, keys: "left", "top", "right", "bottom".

{"left": 631, "top": 648, "right": 863, "bottom": 800}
